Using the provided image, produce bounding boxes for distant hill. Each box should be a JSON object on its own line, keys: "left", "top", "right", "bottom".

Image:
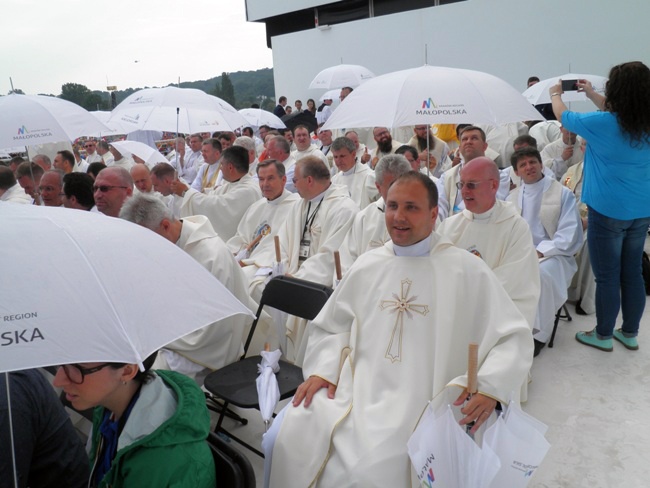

{"left": 111, "top": 68, "right": 276, "bottom": 111}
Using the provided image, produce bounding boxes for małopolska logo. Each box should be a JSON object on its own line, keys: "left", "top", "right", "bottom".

{"left": 421, "top": 467, "right": 435, "bottom": 488}
{"left": 417, "top": 98, "right": 467, "bottom": 116}
{"left": 13, "top": 125, "right": 53, "bottom": 142}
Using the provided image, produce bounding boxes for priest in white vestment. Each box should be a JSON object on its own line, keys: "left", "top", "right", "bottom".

{"left": 438, "top": 126, "right": 510, "bottom": 221}
{"left": 291, "top": 125, "right": 329, "bottom": 170}
{"left": 265, "top": 172, "right": 533, "bottom": 487}
{"left": 370, "top": 127, "right": 404, "bottom": 168}
{"left": 150, "top": 162, "right": 183, "bottom": 219}
{"left": 406, "top": 125, "right": 451, "bottom": 178}
{"left": 0, "top": 168, "right": 32, "bottom": 204}
{"left": 338, "top": 154, "right": 411, "bottom": 274}
{"left": 175, "top": 133, "right": 204, "bottom": 184}
{"left": 190, "top": 138, "right": 223, "bottom": 192}
{"left": 330, "top": 136, "right": 378, "bottom": 210}
{"left": 255, "top": 156, "right": 359, "bottom": 362}
{"left": 120, "top": 193, "right": 275, "bottom": 384}
{"left": 108, "top": 145, "right": 134, "bottom": 171}
{"left": 266, "top": 136, "right": 298, "bottom": 193}
{"left": 562, "top": 139, "right": 595, "bottom": 315}
{"left": 541, "top": 126, "right": 582, "bottom": 181}
{"left": 507, "top": 147, "right": 583, "bottom": 355}
{"left": 438, "top": 157, "right": 540, "bottom": 330}
{"left": 176, "top": 146, "right": 263, "bottom": 241}
{"left": 226, "top": 159, "right": 300, "bottom": 302}
{"left": 233, "top": 135, "right": 260, "bottom": 181}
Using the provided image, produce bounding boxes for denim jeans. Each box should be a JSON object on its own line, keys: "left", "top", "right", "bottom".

{"left": 588, "top": 207, "right": 650, "bottom": 338}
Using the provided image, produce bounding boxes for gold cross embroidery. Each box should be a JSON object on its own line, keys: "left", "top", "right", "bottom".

{"left": 379, "top": 279, "right": 429, "bottom": 362}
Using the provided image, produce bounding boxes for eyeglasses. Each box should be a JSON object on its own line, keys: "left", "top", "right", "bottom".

{"left": 84, "top": 145, "right": 95, "bottom": 148}
{"left": 59, "top": 363, "right": 111, "bottom": 384}
{"left": 93, "top": 185, "right": 128, "bottom": 193}
{"left": 456, "top": 180, "right": 491, "bottom": 190}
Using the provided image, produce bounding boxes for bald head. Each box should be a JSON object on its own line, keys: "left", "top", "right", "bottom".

{"left": 458, "top": 157, "right": 500, "bottom": 214}
{"left": 130, "top": 164, "right": 153, "bottom": 193}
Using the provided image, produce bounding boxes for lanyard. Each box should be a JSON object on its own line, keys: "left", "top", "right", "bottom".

{"left": 302, "top": 200, "right": 323, "bottom": 240}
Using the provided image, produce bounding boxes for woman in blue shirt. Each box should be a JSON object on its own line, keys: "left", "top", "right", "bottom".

{"left": 550, "top": 61, "right": 650, "bottom": 352}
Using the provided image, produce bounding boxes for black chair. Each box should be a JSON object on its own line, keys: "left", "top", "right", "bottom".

{"left": 548, "top": 303, "right": 573, "bottom": 348}
{"left": 207, "top": 432, "right": 256, "bottom": 488}
{"left": 204, "top": 275, "right": 333, "bottom": 456}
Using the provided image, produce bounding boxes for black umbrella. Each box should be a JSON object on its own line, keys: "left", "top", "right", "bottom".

{"left": 281, "top": 111, "right": 318, "bottom": 133}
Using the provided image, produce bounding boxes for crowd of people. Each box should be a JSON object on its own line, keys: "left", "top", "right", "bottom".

{"left": 1, "top": 60, "right": 650, "bottom": 487}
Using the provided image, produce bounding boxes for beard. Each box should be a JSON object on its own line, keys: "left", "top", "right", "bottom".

{"left": 416, "top": 135, "right": 436, "bottom": 152}
{"left": 377, "top": 137, "right": 393, "bottom": 153}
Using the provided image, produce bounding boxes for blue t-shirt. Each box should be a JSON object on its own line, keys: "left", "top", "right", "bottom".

{"left": 562, "top": 110, "right": 650, "bottom": 220}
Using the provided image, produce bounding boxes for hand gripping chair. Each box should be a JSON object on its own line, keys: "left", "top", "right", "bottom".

{"left": 203, "top": 275, "right": 333, "bottom": 456}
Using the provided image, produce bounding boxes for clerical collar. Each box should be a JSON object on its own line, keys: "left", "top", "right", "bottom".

{"left": 309, "top": 185, "right": 330, "bottom": 204}
{"left": 522, "top": 176, "right": 545, "bottom": 191}
{"left": 341, "top": 164, "right": 356, "bottom": 176}
{"left": 393, "top": 234, "right": 432, "bottom": 257}
{"left": 471, "top": 204, "right": 496, "bottom": 222}
{"left": 267, "top": 191, "right": 286, "bottom": 205}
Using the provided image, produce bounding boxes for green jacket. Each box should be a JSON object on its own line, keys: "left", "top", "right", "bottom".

{"left": 89, "top": 370, "right": 216, "bottom": 488}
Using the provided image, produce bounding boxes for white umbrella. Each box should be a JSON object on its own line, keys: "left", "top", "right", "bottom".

{"left": 322, "top": 65, "right": 543, "bottom": 130}
{"left": 0, "top": 203, "right": 254, "bottom": 373}
{"left": 309, "top": 64, "right": 376, "bottom": 90}
{"left": 107, "top": 86, "right": 248, "bottom": 134}
{"left": 0, "top": 94, "right": 109, "bottom": 150}
{"left": 238, "top": 108, "right": 286, "bottom": 129}
{"left": 256, "top": 348, "right": 282, "bottom": 431}
{"left": 522, "top": 73, "right": 608, "bottom": 105}
{"left": 89, "top": 110, "right": 131, "bottom": 135}
{"left": 319, "top": 89, "right": 341, "bottom": 103}
{"left": 110, "top": 140, "right": 169, "bottom": 167}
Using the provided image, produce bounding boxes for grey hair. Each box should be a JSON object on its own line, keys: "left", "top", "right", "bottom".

{"left": 119, "top": 192, "right": 173, "bottom": 230}
{"left": 269, "top": 135, "right": 290, "bottom": 155}
{"left": 374, "top": 154, "right": 412, "bottom": 185}
{"left": 234, "top": 136, "right": 256, "bottom": 153}
{"left": 331, "top": 136, "right": 356, "bottom": 153}
{"left": 33, "top": 154, "right": 51, "bottom": 167}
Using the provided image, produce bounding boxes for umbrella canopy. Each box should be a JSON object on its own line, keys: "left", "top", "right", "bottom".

{"left": 0, "top": 94, "right": 109, "bottom": 150}
{"left": 319, "top": 89, "right": 341, "bottom": 104}
{"left": 309, "top": 64, "right": 376, "bottom": 90}
{"left": 89, "top": 111, "right": 131, "bottom": 135}
{"left": 109, "top": 140, "right": 169, "bottom": 167}
{"left": 107, "top": 86, "right": 248, "bottom": 135}
{"left": 281, "top": 111, "right": 318, "bottom": 134}
{"left": 522, "top": 73, "right": 608, "bottom": 105}
{"left": 322, "top": 65, "right": 543, "bottom": 130}
{"left": 238, "top": 108, "right": 286, "bottom": 129}
{"left": 0, "top": 203, "right": 254, "bottom": 373}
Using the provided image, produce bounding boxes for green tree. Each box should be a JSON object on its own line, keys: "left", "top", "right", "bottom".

{"left": 60, "top": 83, "right": 91, "bottom": 107}
{"left": 212, "top": 72, "right": 236, "bottom": 106}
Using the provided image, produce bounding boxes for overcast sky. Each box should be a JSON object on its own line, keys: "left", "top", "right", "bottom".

{"left": 2, "top": 0, "right": 273, "bottom": 96}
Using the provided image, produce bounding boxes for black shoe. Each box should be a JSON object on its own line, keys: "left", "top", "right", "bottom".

{"left": 575, "top": 300, "right": 587, "bottom": 316}
{"left": 533, "top": 339, "right": 546, "bottom": 357}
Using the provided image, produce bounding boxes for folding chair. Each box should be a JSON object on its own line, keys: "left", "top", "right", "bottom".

{"left": 207, "top": 432, "right": 256, "bottom": 488}
{"left": 204, "top": 275, "right": 333, "bottom": 456}
{"left": 548, "top": 303, "right": 573, "bottom": 348}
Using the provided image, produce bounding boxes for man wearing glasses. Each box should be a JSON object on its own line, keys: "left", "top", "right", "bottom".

{"left": 93, "top": 167, "right": 134, "bottom": 217}
{"left": 84, "top": 139, "right": 103, "bottom": 164}
{"left": 438, "top": 156, "right": 540, "bottom": 345}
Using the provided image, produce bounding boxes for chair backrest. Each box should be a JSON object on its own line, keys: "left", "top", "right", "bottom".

{"left": 207, "top": 432, "right": 256, "bottom": 488}
{"left": 243, "top": 275, "right": 334, "bottom": 353}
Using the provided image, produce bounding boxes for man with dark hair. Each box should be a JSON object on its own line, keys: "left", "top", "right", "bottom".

{"left": 9, "top": 156, "right": 25, "bottom": 173}
{"left": 339, "top": 87, "right": 353, "bottom": 102}
{"left": 174, "top": 146, "right": 262, "bottom": 240}
{"left": 218, "top": 132, "right": 236, "bottom": 150}
{"left": 407, "top": 125, "right": 450, "bottom": 178}
{"left": 53, "top": 150, "right": 75, "bottom": 174}
{"left": 507, "top": 147, "right": 583, "bottom": 355}
{"left": 83, "top": 139, "right": 103, "bottom": 164}
{"left": 63, "top": 172, "right": 96, "bottom": 211}
{"left": 15, "top": 162, "right": 44, "bottom": 203}
{"left": 86, "top": 162, "right": 107, "bottom": 180}
{"left": 190, "top": 138, "right": 223, "bottom": 192}
{"left": 0, "top": 166, "right": 32, "bottom": 204}
{"left": 273, "top": 96, "right": 288, "bottom": 118}
{"left": 258, "top": 156, "right": 358, "bottom": 362}
{"left": 292, "top": 125, "right": 329, "bottom": 171}
{"left": 331, "top": 136, "right": 378, "bottom": 209}
{"left": 370, "top": 127, "right": 404, "bottom": 169}
{"left": 151, "top": 163, "right": 183, "bottom": 218}
{"left": 266, "top": 170, "right": 533, "bottom": 487}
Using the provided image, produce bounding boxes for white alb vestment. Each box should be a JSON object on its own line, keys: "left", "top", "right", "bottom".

{"left": 226, "top": 190, "right": 300, "bottom": 300}
{"left": 268, "top": 234, "right": 533, "bottom": 487}
{"left": 541, "top": 138, "right": 582, "bottom": 181}
{"left": 331, "top": 161, "right": 378, "bottom": 210}
{"left": 190, "top": 161, "right": 221, "bottom": 192}
{"left": 338, "top": 197, "right": 389, "bottom": 275}
{"left": 110, "top": 156, "right": 134, "bottom": 171}
{"left": 154, "top": 216, "right": 263, "bottom": 382}
{"left": 178, "top": 149, "right": 203, "bottom": 184}
{"left": 477, "top": 122, "right": 529, "bottom": 169}
{"left": 258, "top": 184, "right": 358, "bottom": 361}
{"left": 73, "top": 159, "right": 89, "bottom": 173}
{"left": 85, "top": 152, "right": 103, "bottom": 164}
{"left": 180, "top": 174, "right": 262, "bottom": 241}
{"left": 437, "top": 200, "right": 540, "bottom": 329}
{"left": 101, "top": 152, "right": 115, "bottom": 166}
{"left": 507, "top": 176, "right": 583, "bottom": 342}
{"left": 0, "top": 184, "right": 32, "bottom": 204}
{"left": 279, "top": 154, "right": 297, "bottom": 193}
{"left": 291, "top": 145, "right": 329, "bottom": 169}
{"left": 529, "top": 120, "right": 562, "bottom": 151}
{"left": 371, "top": 139, "right": 404, "bottom": 162}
